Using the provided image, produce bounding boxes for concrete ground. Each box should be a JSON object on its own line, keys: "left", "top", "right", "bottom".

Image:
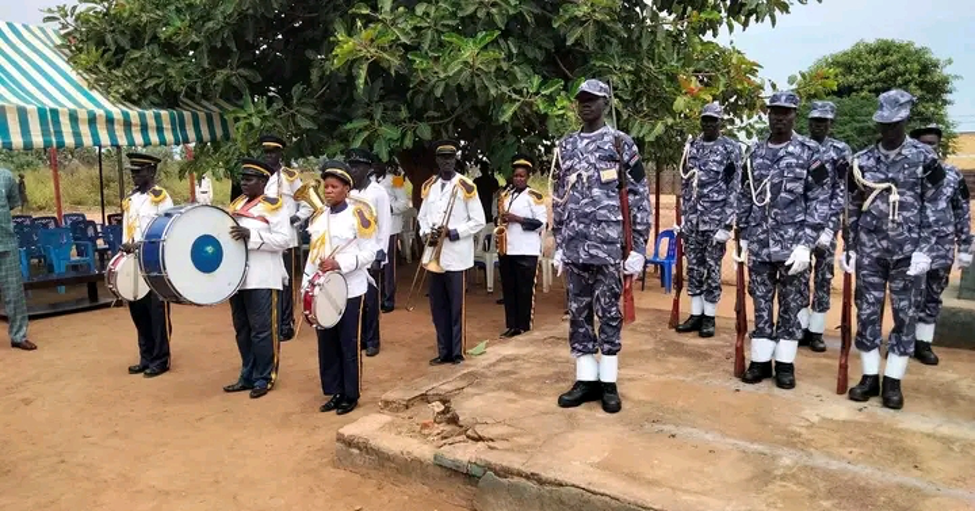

{"left": 337, "top": 308, "right": 976, "bottom": 511}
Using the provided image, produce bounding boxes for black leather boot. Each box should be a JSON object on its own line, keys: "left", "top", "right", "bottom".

{"left": 601, "top": 383, "right": 622, "bottom": 413}
{"left": 698, "top": 316, "right": 716, "bottom": 338}
{"left": 881, "top": 376, "right": 904, "bottom": 410}
{"left": 847, "top": 375, "right": 880, "bottom": 402}
{"left": 798, "top": 329, "right": 811, "bottom": 347}
{"left": 557, "top": 381, "right": 602, "bottom": 408}
{"left": 774, "top": 362, "right": 795, "bottom": 389}
{"left": 914, "top": 341, "right": 939, "bottom": 366}
{"left": 675, "top": 315, "right": 703, "bottom": 333}
{"left": 740, "top": 361, "right": 773, "bottom": 384}
{"left": 808, "top": 333, "right": 827, "bottom": 353}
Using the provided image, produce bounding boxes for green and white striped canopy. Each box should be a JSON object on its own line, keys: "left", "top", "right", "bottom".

{"left": 0, "top": 21, "right": 234, "bottom": 150}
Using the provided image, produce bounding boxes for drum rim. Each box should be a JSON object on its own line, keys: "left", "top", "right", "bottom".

{"left": 305, "top": 270, "right": 349, "bottom": 329}
{"left": 107, "top": 251, "right": 149, "bottom": 302}
{"left": 140, "top": 204, "right": 249, "bottom": 306}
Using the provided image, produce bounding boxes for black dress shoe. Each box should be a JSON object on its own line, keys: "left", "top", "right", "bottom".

{"left": 601, "top": 383, "right": 622, "bottom": 413}
{"left": 799, "top": 329, "right": 812, "bottom": 347}
{"left": 698, "top": 316, "right": 716, "bottom": 338}
{"left": 223, "top": 381, "right": 253, "bottom": 393}
{"left": 429, "top": 357, "right": 450, "bottom": 366}
{"left": 774, "top": 362, "right": 795, "bottom": 389}
{"left": 500, "top": 328, "right": 516, "bottom": 338}
{"left": 881, "top": 376, "right": 903, "bottom": 410}
{"left": 914, "top": 341, "right": 939, "bottom": 366}
{"left": 557, "top": 381, "right": 602, "bottom": 408}
{"left": 143, "top": 366, "right": 169, "bottom": 378}
{"left": 509, "top": 328, "right": 525, "bottom": 337}
{"left": 848, "top": 375, "right": 880, "bottom": 402}
{"left": 320, "top": 394, "right": 343, "bottom": 412}
{"left": 381, "top": 306, "right": 394, "bottom": 313}
{"left": 452, "top": 355, "right": 465, "bottom": 364}
{"left": 336, "top": 399, "right": 358, "bottom": 415}
{"left": 495, "top": 298, "right": 504, "bottom": 305}
{"left": 675, "top": 315, "right": 703, "bottom": 333}
{"left": 128, "top": 364, "right": 147, "bottom": 374}
{"left": 250, "top": 387, "right": 269, "bottom": 399}
{"left": 809, "top": 333, "right": 827, "bottom": 353}
{"left": 280, "top": 330, "right": 295, "bottom": 342}
{"left": 365, "top": 346, "right": 380, "bottom": 357}
{"left": 740, "top": 361, "right": 773, "bottom": 384}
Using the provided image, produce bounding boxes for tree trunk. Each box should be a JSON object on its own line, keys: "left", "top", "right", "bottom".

{"left": 398, "top": 146, "right": 435, "bottom": 209}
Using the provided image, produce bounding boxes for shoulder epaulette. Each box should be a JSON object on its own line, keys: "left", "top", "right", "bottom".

{"left": 528, "top": 189, "right": 544, "bottom": 205}
{"left": 260, "top": 195, "right": 282, "bottom": 211}
{"left": 282, "top": 167, "right": 300, "bottom": 182}
{"left": 229, "top": 195, "right": 247, "bottom": 212}
{"left": 353, "top": 204, "right": 377, "bottom": 238}
{"left": 349, "top": 195, "right": 377, "bottom": 217}
{"left": 421, "top": 176, "right": 437, "bottom": 199}
{"left": 392, "top": 176, "right": 405, "bottom": 188}
{"left": 148, "top": 186, "right": 168, "bottom": 204}
{"left": 122, "top": 197, "right": 131, "bottom": 212}
{"left": 457, "top": 175, "right": 477, "bottom": 200}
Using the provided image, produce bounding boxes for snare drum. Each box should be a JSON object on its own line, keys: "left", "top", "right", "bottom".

{"left": 302, "top": 270, "right": 349, "bottom": 329}
{"left": 139, "top": 204, "right": 248, "bottom": 305}
{"left": 105, "top": 251, "right": 150, "bottom": 302}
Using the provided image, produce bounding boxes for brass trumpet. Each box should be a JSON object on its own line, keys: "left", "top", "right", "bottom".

{"left": 294, "top": 179, "right": 326, "bottom": 211}
{"left": 405, "top": 187, "right": 459, "bottom": 311}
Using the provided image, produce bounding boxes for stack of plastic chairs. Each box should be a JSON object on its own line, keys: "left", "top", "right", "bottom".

{"left": 101, "top": 224, "right": 123, "bottom": 255}
{"left": 12, "top": 215, "right": 38, "bottom": 280}
{"left": 472, "top": 225, "right": 500, "bottom": 293}
{"left": 38, "top": 228, "right": 96, "bottom": 294}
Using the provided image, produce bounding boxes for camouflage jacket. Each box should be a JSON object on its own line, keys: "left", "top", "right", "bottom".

{"left": 737, "top": 133, "right": 830, "bottom": 262}
{"left": 847, "top": 139, "right": 945, "bottom": 261}
{"left": 819, "top": 137, "right": 853, "bottom": 235}
{"left": 681, "top": 135, "right": 742, "bottom": 231}
{"left": 553, "top": 125, "right": 652, "bottom": 265}
{"left": 931, "top": 164, "right": 974, "bottom": 268}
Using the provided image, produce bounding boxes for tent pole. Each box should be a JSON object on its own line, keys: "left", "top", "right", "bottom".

{"left": 49, "top": 148, "right": 63, "bottom": 223}
{"left": 98, "top": 146, "right": 106, "bottom": 225}
{"left": 116, "top": 148, "right": 124, "bottom": 207}
{"left": 654, "top": 161, "right": 662, "bottom": 241}
{"left": 185, "top": 144, "right": 196, "bottom": 203}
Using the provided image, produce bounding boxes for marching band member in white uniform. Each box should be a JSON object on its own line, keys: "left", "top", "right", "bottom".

{"left": 224, "top": 158, "right": 291, "bottom": 399}
{"left": 374, "top": 161, "right": 411, "bottom": 312}
{"left": 498, "top": 154, "right": 547, "bottom": 338}
{"left": 417, "top": 140, "right": 486, "bottom": 365}
{"left": 122, "top": 152, "right": 174, "bottom": 378}
{"left": 347, "top": 149, "right": 391, "bottom": 357}
{"left": 303, "top": 161, "right": 379, "bottom": 415}
{"left": 260, "top": 135, "right": 315, "bottom": 341}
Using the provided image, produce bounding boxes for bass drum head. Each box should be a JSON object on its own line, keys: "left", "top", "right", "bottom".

{"left": 113, "top": 253, "right": 150, "bottom": 302}
{"left": 161, "top": 205, "right": 248, "bottom": 305}
{"left": 313, "top": 272, "right": 349, "bottom": 329}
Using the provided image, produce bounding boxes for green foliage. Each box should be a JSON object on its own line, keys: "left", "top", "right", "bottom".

{"left": 796, "top": 39, "right": 958, "bottom": 151}
{"left": 47, "top": 0, "right": 820, "bottom": 176}
{"left": 795, "top": 94, "right": 878, "bottom": 151}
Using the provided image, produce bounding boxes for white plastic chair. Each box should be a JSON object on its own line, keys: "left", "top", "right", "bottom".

{"left": 400, "top": 207, "right": 417, "bottom": 263}
{"left": 472, "top": 225, "right": 498, "bottom": 293}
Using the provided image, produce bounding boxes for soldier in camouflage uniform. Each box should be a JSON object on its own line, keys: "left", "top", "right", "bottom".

{"left": 674, "top": 102, "right": 742, "bottom": 338}
{"left": 552, "top": 79, "right": 652, "bottom": 414}
{"left": 841, "top": 90, "right": 947, "bottom": 410}
{"left": 737, "top": 91, "right": 830, "bottom": 390}
{"left": 799, "top": 101, "right": 852, "bottom": 353}
{"left": 909, "top": 124, "right": 974, "bottom": 366}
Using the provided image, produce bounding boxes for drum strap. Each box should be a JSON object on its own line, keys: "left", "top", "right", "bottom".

{"left": 231, "top": 197, "right": 270, "bottom": 224}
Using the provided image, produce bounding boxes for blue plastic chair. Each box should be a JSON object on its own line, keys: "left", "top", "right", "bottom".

{"left": 69, "top": 220, "right": 100, "bottom": 261}
{"left": 38, "top": 228, "right": 97, "bottom": 293}
{"left": 13, "top": 218, "right": 39, "bottom": 280}
{"left": 32, "top": 216, "right": 59, "bottom": 230}
{"left": 644, "top": 229, "right": 677, "bottom": 292}
{"left": 107, "top": 213, "right": 123, "bottom": 226}
{"left": 62, "top": 213, "right": 87, "bottom": 227}
{"left": 102, "top": 224, "right": 123, "bottom": 255}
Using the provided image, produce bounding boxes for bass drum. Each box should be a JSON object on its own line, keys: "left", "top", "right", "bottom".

{"left": 302, "top": 270, "right": 349, "bottom": 329}
{"left": 139, "top": 204, "right": 248, "bottom": 306}
{"left": 105, "top": 251, "right": 150, "bottom": 302}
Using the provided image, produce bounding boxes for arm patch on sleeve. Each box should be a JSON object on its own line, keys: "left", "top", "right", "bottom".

{"left": 722, "top": 161, "right": 737, "bottom": 185}
{"left": 923, "top": 159, "right": 946, "bottom": 187}
{"left": 835, "top": 159, "right": 850, "bottom": 181}
{"left": 628, "top": 159, "right": 645, "bottom": 183}
{"left": 809, "top": 160, "right": 829, "bottom": 186}
{"left": 959, "top": 179, "right": 970, "bottom": 201}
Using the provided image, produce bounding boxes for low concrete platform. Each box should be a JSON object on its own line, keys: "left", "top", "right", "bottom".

{"left": 337, "top": 310, "right": 976, "bottom": 510}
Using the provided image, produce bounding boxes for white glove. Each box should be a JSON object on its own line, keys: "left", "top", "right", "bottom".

{"left": 907, "top": 251, "right": 932, "bottom": 276}
{"left": 712, "top": 229, "right": 731, "bottom": 244}
{"left": 815, "top": 229, "right": 834, "bottom": 250}
{"left": 785, "top": 245, "right": 812, "bottom": 276}
{"left": 671, "top": 224, "right": 681, "bottom": 234}
{"left": 954, "top": 252, "right": 973, "bottom": 269}
{"left": 839, "top": 251, "right": 856, "bottom": 274}
{"left": 732, "top": 239, "right": 748, "bottom": 263}
{"left": 553, "top": 249, "right": 564, "bottom": 277}
{"left": 624, "top": 250, "right": 645, "bottom": 276}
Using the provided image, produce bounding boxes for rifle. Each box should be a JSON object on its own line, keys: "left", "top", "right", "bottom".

{"left": 836, "top": 161, "right": 854, "bottom": 394}
{"left": 733, "top": 229, "right": 747, "bottom": 378}
{"left": 609, "top": 80, "right": 636, "bottom": 325}
{"left": 668, "top": 191, "right": 684, "bottom": 329}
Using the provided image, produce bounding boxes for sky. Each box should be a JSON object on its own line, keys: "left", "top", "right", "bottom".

{"left": 4, "top": 0, "right": 975, "bottom": 131}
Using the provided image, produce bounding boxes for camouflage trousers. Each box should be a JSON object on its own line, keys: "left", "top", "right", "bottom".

{"left": 683, "top": 229, "right": 727, "bottom": 304}
{"left": 566, "top": 263, "right": 622, "bottom": 357}
{"left": 855, "top": 256, "right": 920, "bottom": 357}
{"left": 748, "top": 261, "right": 809, "bottom": 341}
{"left": 808, "top": 240, "right": 836, "bottom": 313}
{"left": 917, "top": 266, "right": 951, "bottom": 325}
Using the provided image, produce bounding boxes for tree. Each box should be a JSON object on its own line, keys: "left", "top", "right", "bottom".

{"left": 795, "top": 94, "right": 878, "bottom": 151}
{"left": 47, "top": 0, "right": 820, "bottom": 197}
{"left": 796, "top": 39, "right": 958, "bottom": 151}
